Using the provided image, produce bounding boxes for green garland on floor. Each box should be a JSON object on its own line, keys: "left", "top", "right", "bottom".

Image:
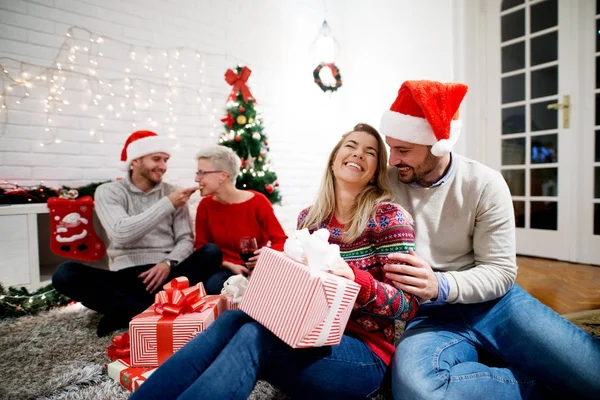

{"left": 0, "top": 181, "right": 109, "bottom": 205}
{"left": 0, "top": 283, "right": 73, "bottom": 319}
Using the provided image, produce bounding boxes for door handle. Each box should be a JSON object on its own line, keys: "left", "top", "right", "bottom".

{"left": 546, "top": 95, "right": 570, "bottom": 128}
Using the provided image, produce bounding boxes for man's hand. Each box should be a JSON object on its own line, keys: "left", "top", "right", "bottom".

{"left": 139, "top": 262, "right": 171, "bottom": 293}
{"left": 168, "top": 187, "right": 197, "bottom": 208}
{"left": 330, "top": 258, "right": 355, "bottom": 281}
{"left": 223, "top": 261, "right": 249, "bottom": 276}
{"left": 384, "top": 249, "right": 439, "bottom": 301}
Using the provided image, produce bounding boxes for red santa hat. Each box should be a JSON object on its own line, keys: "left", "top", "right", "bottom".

{"left": 119, "top": 130, "right": 171, "bottom": 171}
{"left": 379, "top": 80, "right": 468, "bottom": 156}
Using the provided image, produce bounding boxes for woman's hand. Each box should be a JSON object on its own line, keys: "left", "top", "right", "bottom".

{"left": 246, "top": 248, "right": 264, "bottom": 271}
{"left": 330, "top": 258, "right": 355, "bottom": 281}
{"left": 222, "top": 261, "right": 249, "bottom": 276}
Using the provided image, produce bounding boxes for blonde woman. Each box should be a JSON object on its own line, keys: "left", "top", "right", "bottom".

{"left": 131, "top": 123, "right": 419, "bottom": 400}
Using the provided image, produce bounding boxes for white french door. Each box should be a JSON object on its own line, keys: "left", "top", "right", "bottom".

{"left": 485, "top": 0, "right": 599, "bottom": 264}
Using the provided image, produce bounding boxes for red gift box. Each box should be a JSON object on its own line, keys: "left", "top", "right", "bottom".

{"left": 106, "top": 357, "right": 156, "bottom": 392}
{"left": 240, "top": 248, "right": 361, "bottom": 348}
{"left": 129, "top": 277, "right": 226, "bottom": 367}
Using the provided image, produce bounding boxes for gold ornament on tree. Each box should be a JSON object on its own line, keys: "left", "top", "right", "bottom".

{"left": 236, "top": 115, "right": 247, "bottom": 125}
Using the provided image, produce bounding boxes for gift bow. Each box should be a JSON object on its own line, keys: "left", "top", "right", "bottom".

{"left": 225, "top": 66, "right": 254, "bottom": 103}
{"left": 154, "top": 277, "right": 207, "bottom": 316}
{"left": 283, "top": 228, "right": 342, "bottom": 277}
{"left": 107, "top": 332, "right": 130, "bottom": 361}
{"left": 221, "top": 274, "right": 248, "bottom": 304}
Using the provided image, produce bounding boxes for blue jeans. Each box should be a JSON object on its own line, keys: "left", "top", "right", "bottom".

{"left": 392, "top": 284, "right": 600, "bottom": 400}
{"left": 130, "top": 310, "right": 387, "bottom": 400}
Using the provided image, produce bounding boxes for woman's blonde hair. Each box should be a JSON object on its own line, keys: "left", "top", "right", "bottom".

{"left": 299, "top": 123, "right": 391, "bottom": 242}
{"left": 195, "top": 145, "right": 241, "bottom": 183}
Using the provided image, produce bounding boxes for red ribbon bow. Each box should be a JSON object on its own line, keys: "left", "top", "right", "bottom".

{"left": 154, "top": 277, "right": 207, "bottom": 316}
{"left": 225, "top": 66, "right": 254, "bottom": 103}
{"left": 107, "top": 332, "right": 130, "bottom": 361}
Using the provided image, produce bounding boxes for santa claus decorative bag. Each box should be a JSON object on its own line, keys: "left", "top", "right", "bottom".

{"left": 47, "top": 195, "right": 106, "bottom": 262}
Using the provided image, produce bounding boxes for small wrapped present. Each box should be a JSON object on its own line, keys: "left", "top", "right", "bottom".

{"left": 221, "top": 274, "right": 248, "bottom": 311}
{"left": 106, "top": 358, "right": 156, "bottom": 392}
{"left": 107, "top": 332, "right": 130, "bottom": 361}
{"left": 129, "top": 278, "right": 225, "bottom": 367}
{"left": 240, "top": 229, "right": 361, "bottom": 348}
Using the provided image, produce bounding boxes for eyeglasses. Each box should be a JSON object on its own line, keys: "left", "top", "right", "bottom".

{"left": 195, "top": 170, "right": 223, "bottom": 177}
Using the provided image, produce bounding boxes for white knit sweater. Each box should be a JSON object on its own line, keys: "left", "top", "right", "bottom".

{"left": 94, "top": 175, "right": 194, "bottom": 271}
{"left": 387, "top": 154, "right": 517, "bottom": 304}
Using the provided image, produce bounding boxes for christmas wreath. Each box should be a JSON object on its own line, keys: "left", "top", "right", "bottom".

{"left": 313, "top": 63, "right": 342, "bottom": 92}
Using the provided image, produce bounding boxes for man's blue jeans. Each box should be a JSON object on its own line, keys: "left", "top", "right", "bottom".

{"left": 130, "top": 310, "right": 387, "bottom": 400}
{"left": 392, "top": 284, "right": 600, "bottom": 399}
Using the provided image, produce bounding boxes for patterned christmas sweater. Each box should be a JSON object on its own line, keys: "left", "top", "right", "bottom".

{"left": 297, "top": 202, "right": 419, "bottom": 365}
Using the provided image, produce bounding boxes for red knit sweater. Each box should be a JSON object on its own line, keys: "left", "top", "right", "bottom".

{"left": 195, "top": 191, "right": 287, "bottom": 265}
{"left": 298, "top": 202, "right": 419, "bottom": 365}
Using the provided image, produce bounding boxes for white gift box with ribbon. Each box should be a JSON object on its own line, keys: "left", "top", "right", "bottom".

{"left": 240, "top": 229, "right": 361, "bottom": 348}
{"left": 221, "top": 274, "right": 248, "bottom": 310}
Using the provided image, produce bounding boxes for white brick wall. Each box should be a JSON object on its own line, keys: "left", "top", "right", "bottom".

{"left": 0, "top": 0, "right": 456, "bottom": 233}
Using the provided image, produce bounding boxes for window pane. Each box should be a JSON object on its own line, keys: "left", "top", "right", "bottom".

{"left": 530, "top": 0, "right": 557, "bottom": 34}
{"left": 502, "top": 74, "right": 526, "bottom": 104}
{"left": 597, "top": 19, "right": 600, "bottom": 53}
{"left": 595, "top": 167, "right": 600, "bottom": 199}
{"left": 595, "top": 204, "right": 600, "bottom": 235}
{"left": 502, "top": 169, "right": 526, "bottom": 196}
{"left": 531, "top": 66, "right": 558, "bottom": 99}
{"left": 594, "top": 131, "right": 600, "bottom": 162}
{"left": 531, "top": 201, "right": 557, "bottom": 230}
{"left": 502, "top": 106, "right": 526, "bottom": 134}
{"left": 596, "top": 57, "right": 600, "bottom": 89}
{"left": 531, "top": 32, "right": 558, "bottom": 66}
{"left": 531, "top": 168, "right": 558, "bottom": 196}
{"left": 502, "top": 0, "right": 524, "bottom": 11}
{"left": 531, "top": 101, "right": 558, "bottom": 131}
{"left": 502, "top": 41, "right": 525, "bottom": 73}
{"left": 502, "top": 9, "right": 525, "bottom": 42}
{"left": 596, "top": 93, "right": 600, "bottom": 126}
{"left": 513, "top": 200, "right": 525, "bottom": 228}
{"left": 531, "top": 134, "right": 558, "bottom": 164}
{"left": 502, "top": 138, "right": 526, "bottom": 165}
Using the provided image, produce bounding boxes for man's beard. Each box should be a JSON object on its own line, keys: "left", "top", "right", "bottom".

{"left": 396, "top": 152, "right": 438, "bottom": 184}
{"left": 139, "top": 165, "right": 164, "bottom": 185}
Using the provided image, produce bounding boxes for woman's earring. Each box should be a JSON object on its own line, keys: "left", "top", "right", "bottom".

{"left": 219, "top": 180, "right": 224, "bottom": 185}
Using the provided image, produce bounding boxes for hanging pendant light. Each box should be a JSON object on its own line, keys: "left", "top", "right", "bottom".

{"left": 316, "top": 20, "right": 335, "bottom": 63}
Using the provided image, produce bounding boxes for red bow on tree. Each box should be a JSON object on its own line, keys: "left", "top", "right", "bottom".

{"left": 221, "top": 113, "right": 234, "bottom": 129}
{"left": 225, "top": 66, "right": 255, "bottom": 103}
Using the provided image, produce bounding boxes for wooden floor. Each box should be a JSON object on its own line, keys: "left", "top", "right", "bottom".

{"left": 516, "top": 256, "right": 600, "bottom": 315}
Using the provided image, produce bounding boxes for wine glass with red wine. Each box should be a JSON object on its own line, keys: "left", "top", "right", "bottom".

{"left": 239, "top": 236, "right": 258, "bottom": 264}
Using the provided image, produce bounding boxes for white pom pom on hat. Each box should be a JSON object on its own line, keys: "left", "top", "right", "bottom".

{"left": 379, "top": 80, "right": 468, "bottom": 156}
{"left": 119, "top": 130, "right": 171, "bottom": 171}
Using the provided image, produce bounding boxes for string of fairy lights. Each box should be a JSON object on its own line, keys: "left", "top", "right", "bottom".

{"left": 0, "top": 26, "right": 250, "bottom": 147}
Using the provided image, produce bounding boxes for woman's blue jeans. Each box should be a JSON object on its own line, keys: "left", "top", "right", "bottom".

{"left": 392, "top": 284, "right": 600, "bottom": 400}
{"left": 130, "top": 310, "right": 387, "bottom": 400}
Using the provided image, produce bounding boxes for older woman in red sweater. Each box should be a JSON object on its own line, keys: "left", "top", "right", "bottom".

{"left": 193, "top": 145, "right": 287, "bottom": 293}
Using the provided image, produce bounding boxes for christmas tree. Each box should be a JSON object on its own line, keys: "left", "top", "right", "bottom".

{"left": 219, "top": 65, "right": 281, "bottom": 204}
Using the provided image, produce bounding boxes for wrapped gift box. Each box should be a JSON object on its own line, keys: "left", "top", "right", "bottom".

{"left": 129, "top": 278, "right": 225, "bottom": 367}
{"left": 106, "top": 358, "right": 156, "bottom": 392}
{"left": 240, "top": 247, "right": 361, "bottom": 348}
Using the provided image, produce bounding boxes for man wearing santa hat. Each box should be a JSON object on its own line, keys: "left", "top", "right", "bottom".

{"left": 52, "top": 131, "right": 223, "bottom": 337}
{"left": 380, "top": 81, "right": 600, "bottom": 399}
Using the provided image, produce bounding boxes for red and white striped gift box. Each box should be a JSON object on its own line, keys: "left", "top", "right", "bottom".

{"left": 106, "top": 358, "right": 156, "bottom": 392}
{"left": 240, "top": 247, "right": 361, "bottom": 348}
{"left": 129, "top": 295, "right": 225, "bottom": 367}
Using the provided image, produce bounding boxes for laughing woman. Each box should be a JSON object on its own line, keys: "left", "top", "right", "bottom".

{"left": 130, "top": 123, "right": 419, "bottom": 400}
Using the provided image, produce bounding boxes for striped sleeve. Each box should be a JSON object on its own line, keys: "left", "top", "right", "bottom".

{"left": 352, "top": 203, "right": 419, "bottom": 321}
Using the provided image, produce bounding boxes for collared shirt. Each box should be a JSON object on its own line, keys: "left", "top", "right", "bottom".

{"left": 409, "top": 153, "right": 455, "bottom": 303}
